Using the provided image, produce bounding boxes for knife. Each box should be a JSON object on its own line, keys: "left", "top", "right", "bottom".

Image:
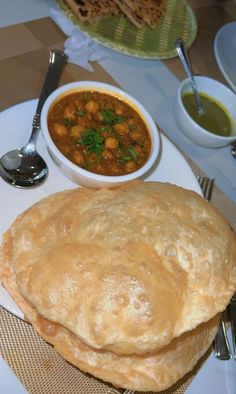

{"left": 229, "top": 293, "right": 236, "bottom": 359}
{"left": 214, "top": 314, "right": 232, "bottom": 360}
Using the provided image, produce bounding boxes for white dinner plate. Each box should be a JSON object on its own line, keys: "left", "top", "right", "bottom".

{"left": 3, "top": 100, "right": 235, "bottom": 394}
{"left": 0, "top": 99, "right": 201, "bottom": 318}
{"left": 214, "top": 22, "right": 236, "bottom": 93}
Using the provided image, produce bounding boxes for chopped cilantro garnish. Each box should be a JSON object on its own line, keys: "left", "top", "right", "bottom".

{"left": 100, "top": 126, "right": 110, "bottom": 132}
{"left": 77, "top": 129, "right": 104, "bottom": 154}
{"left": 128, "top": 124, "right": 136, "bottom": 130}
{"left": 117, "top": 156, "right": 132, "bottom": 163}
{"left": 128, "top": 146, "right": 138, "bottom": 161}
{"left": 76, "top": 110, "right": 86, "bottom": 117}
{"left": 64, "top": 118, "right": 76, "bottom": 127}
{"left": 116, "top": 146, "right": 138, "bottom": 164}
{"left": 101, "top": 108, "right": 124, "bottom": 125}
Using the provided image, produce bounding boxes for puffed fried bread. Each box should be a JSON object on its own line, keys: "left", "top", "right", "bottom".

{"left": 1, "top": 181, "right": 236, "bottom": 354}
{"left": 1, "top": 180, "right": 236, "bottom": 391}
{"left": 0, "top": 237, "right": 219, "bottom": 392}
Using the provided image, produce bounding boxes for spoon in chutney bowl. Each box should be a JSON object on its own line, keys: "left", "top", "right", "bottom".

{"left": 0, "top": 50, "right": 68, "bottom": 188}
{"left": 175, "top": 38, "right": 204, "bottom": 117}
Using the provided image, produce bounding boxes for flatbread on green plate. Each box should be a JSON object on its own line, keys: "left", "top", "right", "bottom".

{"left": 56, "top": 0, "right": 197, "bottom": 60}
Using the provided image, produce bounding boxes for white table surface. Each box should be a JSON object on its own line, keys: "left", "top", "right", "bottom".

{"left": 0, "top": 358, "right": 28, "bottom": 394}
{"left": 0, "top": 1, "right": 235, "bottom": 393}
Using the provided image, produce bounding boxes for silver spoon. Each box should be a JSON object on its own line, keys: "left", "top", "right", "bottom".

{"left": 175, "top": 38, "right": 204, "bottom": 117}
{"left": 0, "top": 49, "right": 68, "bottom": 188}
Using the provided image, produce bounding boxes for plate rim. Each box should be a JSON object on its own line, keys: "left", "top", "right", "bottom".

{"left": 0, "top": 98, "right": 201, "bottom": 320}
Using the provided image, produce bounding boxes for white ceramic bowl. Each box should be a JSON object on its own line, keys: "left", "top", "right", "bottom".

{"left": 214, "top": 22, "right": 236, "bottom": 93}
{"left": 175, "top": 76, "right": 236, "bottom": 148}
{"left": 41, "top": 81, "right": 160, "bottom": 188}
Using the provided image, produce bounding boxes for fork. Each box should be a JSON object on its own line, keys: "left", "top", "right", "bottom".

{"left": 198, "top": 175, "right": 232, "bottom": 360}
{"left": 197, "top": 175, "right": 214, "bottom": 202}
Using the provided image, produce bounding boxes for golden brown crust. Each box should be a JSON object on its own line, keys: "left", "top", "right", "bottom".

{"left": 1, "top": 181, "right": 236, "bottom": 355}
{"left": 1, "top": 180, "right": 235, "bottom": 391}
{"left": 49, "top": 315, "right": 219, "bottom": 392}
{"left": 0, "top": 253, "right": 219, "bottom": 392}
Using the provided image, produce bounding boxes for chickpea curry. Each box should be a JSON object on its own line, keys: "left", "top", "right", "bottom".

{"left": 48, "top": 91, "right": 152, "bottom": 176}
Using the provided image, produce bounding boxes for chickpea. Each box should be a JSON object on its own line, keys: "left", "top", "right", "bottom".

{"left": 130, "top": 130, "right": 142, "bottom": 141}
{"left": 105, "top": 136, "right": 119, "bottom": 150}
{"left": 110, "top": 165, "right": 120, "bottom": 174}
{"left": 128, "top": 118, "right": 136, "bottom": 126}
{"left": 85, "top": 100, "right": 99, "bottom": 113}
{"left": 115, "top": 105, "right": 124, "bottom": 115}
{"left": 125, "top": 161, "right": 136, "bottom": 172}
{"left": 113, "top": 123, "right": 129, "bottom": 135}
{"left": 102, "top": 150, "right": 114, "bottom": 160}
{"left": 93, "top": 111, "right": 103, "bottom": 122}
{"left": 63, "top": 105, "right": 76, "bottom": 119}
{"left": 53, "top": 123, "right": 67, "bottom": 136}
{"left": 73, "top": 151, "right": 84, "bottom": 166}
{"left": 70, "top": 125, "right": 84, "bottom": 139}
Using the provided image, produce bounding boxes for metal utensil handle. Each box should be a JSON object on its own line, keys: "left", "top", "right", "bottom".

{"left": 214, "top": 316, "right": 232, "bottom": 360}
{"left": 175, "top": 38, "right": 203, "bottom": 115}
{"left": 26, "top": 50, "right": 67, "bottom": 150}
{"left": 231, "top": 141, "right": 236, "bottom": 158}
{"left": 36, "top": 50, "right": 68, "bottom": 116}
{"left": 229, "top": 295, "right": 236, "bottom": 359}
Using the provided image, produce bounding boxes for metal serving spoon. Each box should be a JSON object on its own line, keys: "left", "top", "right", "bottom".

{"left": 175, "top": 38, "right": 204, "bottom": 117}
{"left": 0, "top": 49, "right": 67, "bottom": 188}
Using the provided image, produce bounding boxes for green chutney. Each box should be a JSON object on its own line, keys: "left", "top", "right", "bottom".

{"left": 182, "top": 92, "right": 233, "bottom": 137}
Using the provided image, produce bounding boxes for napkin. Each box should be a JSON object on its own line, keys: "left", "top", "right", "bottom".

{"left": 50, "top": 5, "right": 109, "bottom": 71}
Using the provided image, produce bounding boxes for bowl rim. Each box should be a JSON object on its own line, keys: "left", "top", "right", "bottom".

{"left": 41, "top": 81, "right": 160, "bottom": 183}
{"left": 177, "top": 76, "right": 236, "bottom": 141}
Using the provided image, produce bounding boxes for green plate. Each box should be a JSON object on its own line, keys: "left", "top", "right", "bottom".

{"left": 57, "top": 0, "right": 197, "bottom": 60}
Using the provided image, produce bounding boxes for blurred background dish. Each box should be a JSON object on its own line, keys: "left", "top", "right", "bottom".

{"left": 214, "top": 22, "right": 236, "bottom": 94}
{"left": 56, "top": 0, "right": 197, "bottom": 59}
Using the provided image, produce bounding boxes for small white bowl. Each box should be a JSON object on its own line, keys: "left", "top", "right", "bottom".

{"left": 41, "top": 81, "right": 160, "bottom": 188}
{"left": 175, "top": 76, "right": 236, "bottom": 148}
